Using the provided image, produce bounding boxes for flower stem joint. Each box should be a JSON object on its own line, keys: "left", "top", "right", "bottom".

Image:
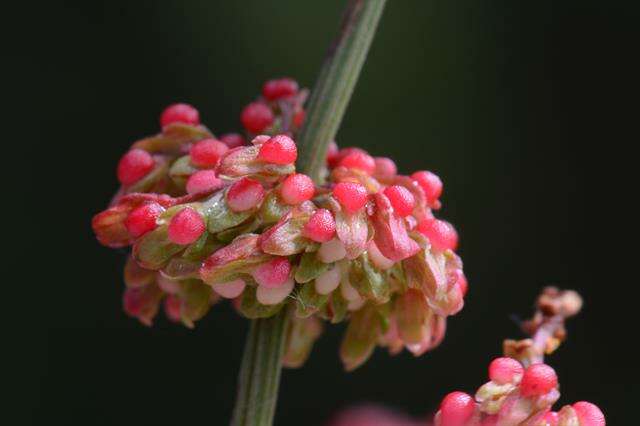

{"left": 92, "top": 78, "right": 467, "bottom": 370}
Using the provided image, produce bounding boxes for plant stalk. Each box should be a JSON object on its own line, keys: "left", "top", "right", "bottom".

{"left": 231, "top": 1, "right": 386, "bottom": 425}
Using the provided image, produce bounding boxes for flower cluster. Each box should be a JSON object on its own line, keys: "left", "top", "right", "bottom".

{"left": 433, "top": 288, "right": 605, "bottom": 426}
{"left": 92, "top": 78, "right": 467, "bottom": 370}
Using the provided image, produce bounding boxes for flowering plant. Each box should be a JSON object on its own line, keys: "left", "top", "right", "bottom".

{"left": 92, "top": 78, "right": 467, "bottom": 371}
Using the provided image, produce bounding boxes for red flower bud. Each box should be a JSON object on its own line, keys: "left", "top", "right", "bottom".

{"left": 383, "top": 185, "right": 415, "bottom": 217}
{"left": 438, "top": 391, "right": 476, "bottom": 426}
{"left": 167, "top": 207, "right": 205, "bottom": 245}
{"left": 332, "top": 182, "right": 368, "bottom": 214}
{"left": 117, "top": 149, "right": 155, "bottom": 186}
{"left": 417, "top": 218, "right": 459, "bottom": 252}
{"left": 373, "top": 157, "right": 397, "bottom": 180}
{"left": 160, "top": 103, "right": 200, "bottom": 128}
{"left": 326, "top": 141, "right": 340, "bottom": 166}
{"left": 241, "top": 102, "right": 274, "bottom": 133}
{"left": 124, "top": 202, "right": 164, "bottom": 238}
{"left": 227, "top": 177, "right": 265, "bottom": 212}
{"left": 219, "top": 133, "right": 246, "bottom": 149}
{"left": 262, "top": 77, "right": 299, "bottom": 100}
{"left": 258, "top": 134, "right": 298, "bottom": 165}
{"left": 252, "top": 257, "right": 292, "bottom": 289}
{"left": 189, "top": 138, "right": 228, "bottom": 167}
{"left": 411, "top": 170, "right": 443, "bottom": 205}
{"left": 573, "top": 402, "right": 605, "bottom": 426}
{"left": 280, "top": 173, "right": 315, "bottom": 205}
{"left": 302, "top": 208, "right": 337, "bottom": 243}
{"left": 338, "top": 151, "right": 376, "bottom": 175}
{"left": 186, "top": 170, "right": 224, "bottom": 195}
{"left": 520, "top": 363, "right": 558, "bottom": 397}
{"left": 488, "top": 357, "right": 524, "bottom": 385}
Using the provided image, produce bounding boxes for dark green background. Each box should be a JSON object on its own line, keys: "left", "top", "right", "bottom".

{"left": 12, "top": 1, "right": 637, "bottom": 424}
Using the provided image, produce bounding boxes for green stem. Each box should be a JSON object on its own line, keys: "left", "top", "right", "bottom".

{"left": 231, "top": 1, "right": 386, "bottom": 425}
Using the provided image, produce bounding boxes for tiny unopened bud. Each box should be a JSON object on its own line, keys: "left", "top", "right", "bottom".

{"left": 167, "top": 207, "right": 206, "bottom": 245}
{"left": 520, "top": 363, "right": 558, "bottom": 397}
{"left": 373, "top": 157, "right": 397, "bottom": 180}
{"left": 186, "top": 170, "right": 224, "bottom": 195}
{"left": 411, "top": 170, "right": 443, "bottom": 204}
{"left": 332, "top": 182, "right": 368, "bottom": 214}
{"left": 338, "top": 151, "right": 376, "bottom": 175}
{"left": 303, "top": 208, "right": 337, "bottom": 243}
{"left": 189, "top": 138, "right": 228, "bottom": 168}
{"left": 256, "top": 277, "right": 295, "bottom": 305}
{"left": 318, "top": 238, "right": 347, "bottom": 263}
{"left": 262, "top": 77, "right": 298, "bottom": 100}
{"left": 280, "top": 173, "right": 315, "bottom": 205}
{"left": 383, "top": 185, "right": 415, "bottom": 217}
{"left": 489, "top": 357, "right": 524, "bottom": 385}
{"left": 418, "top": 218, "right": 459, "bottom": 252}
{"left": 315, "top": 265, "right": 341, "bottom": 295}
{"left": 227, "top": 177, "right": 265, "bottom": 212}
{"left": 241, "top": 102, "right": 274, "bottom": 133}
{"left": 160, "top": 103, "right": 200, "bottom": 128}
{"left": 437, "top": 391, "right": 476, "bottom": 426}
{"left": 211, "top": 279, "right": 246, "bottom": 299}
{"left": 572, "top": 402, "right": 605, "bottom": 426}
{"left": 258, "top": 134, "right": 298, "bottom": 165}
{"left": 252, "top": 257, "right": 292, "bottom": 288}
{"left": 125, "top": 202, "right": 164, "bottom": 238}
{"left": 117, "top": 149, "right": 155, "bottom": 186}
{"left": 219, "top": 133, "right": 246, "bottom": 149}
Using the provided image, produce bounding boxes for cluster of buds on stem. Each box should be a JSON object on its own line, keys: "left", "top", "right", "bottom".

{"left": 433, "top": 288, "right": 604, "bottom": 426}
{"left": 92, "top": 78, "right": 467, "bottom": 370}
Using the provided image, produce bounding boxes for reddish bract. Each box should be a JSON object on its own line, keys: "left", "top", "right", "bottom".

{"left": 417, "top": 218, "right": 458, "bottom": 252}
{"left": 124, "top": 202, "right": 164, "bottom": 238}
{"left": 160, "top": 103, "right": 200, "bottom": 128}
{"left": 280, "top": 173, "right": 315, "bottom": 205}
{"left": 227, "top": 177, "right": 265, "bottom": 212}
{"left": 117, "top": 149, "right": 154, "bottom": 185}
{"left": 190, "top": 138, "right": 228, "bottom": 167}
{"left": 241, "top": 102, "right": 274, "bottom": 133}
{"left": 258, "top": 134, "right": 298, "bottom": 164}
{"left": 333, "top": 182, "right": 368, "bottom": 214}
{"left": 520, "top": 364, "right": 558, "bottom": 397}
{"left": 186, "top": 170, "right": 224, "bottom": 195}
{"left": 383, "top": 185, "right": 415, "bottom": 217}
{"left": 167, "top": 207, "right": 206, "bottom": 245}
{"left": 303, "top": 208, "right": 336, "bottom": 243}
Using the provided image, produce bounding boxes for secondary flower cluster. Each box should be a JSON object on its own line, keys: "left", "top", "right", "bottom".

{"left": 433, "top": 288, "right": 604, "bottom": 426}
{"left": 92, "top": 78, "right": 467, "bottom": 370}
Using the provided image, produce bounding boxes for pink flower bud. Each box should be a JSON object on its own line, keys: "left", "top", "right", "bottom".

{"left": 189, "top": 138, "right": 228, "bottom": 167}
{"left": 383, "top": 185, "right": 416, "bottom": 217}
{"left": 302, "top": 208, "right": 337, "bottom": 243}
{"left": 262, "top": 77, "right": 299, "bottom": 100}
{"left": 418, "top": 218, "right": 459, "bottom": 252}
{"left": 520, "top": 364, "right": 558, "bottom": 397}
{"left": 241, "top": 102, "right": 274, "bottom": 133}
{"left": 160, "top": 103, "right": 200, "bottom": 128}
{"left": 488, "top": 357, "right": 524, "bottom": 385}
{"left": 211, "top": 279, "right": 246, "bottom": 299}
{"left": 280, "top": 173, "right": 315, "bottom": 205}
{"left": 164, "top": 295, "right": 182, "bottom": 322}
{"left": 315, "top": 265, "right": 341, "bottom": 295}
{"left": 256, "top": 277, "right": 295, "bottom": 305}
{"left": 367, "top": 240, "right": 394, "bottom": 270}
{"left": 572, "top": 402, "right": 605, "bottom": 426}
{"left": 125, "top": 202, "right": 164, "bottom": 238}
{"left": 227, "top": 177, "right": 265, "bottom": 212}
{"left": 338, "top": 151, "right": 376, "bottom": 175}
{"left": 411, "top": 170, "right": 443, "bottom": 204}
{"left": 186, "top": 170, "right": 224, "bottom": 195}
{"left": 252, "top": 257, "right": 292, "bottom": 288}
{"left": 332, "top": 182, "right": 368, "bottom": 214}
{"left": 117, "top": 149, "right": 154, "bottom": 185}
{"left": 318, "top": 238, "right": 347, "bottom": 263}
{"left": 167, "top": 207, "right": 206, "bottom": 245}
{"left": 258, "top": 134, "right": 298, "bottom": 165}
{"left": 438, "top": 391, "right": 476, "bottom": 426}
{"left": 373, "top": 157, "right": 397, "bottom": 180}
{"left": 219, "top": 133, "right": 246, "bottom": 149}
